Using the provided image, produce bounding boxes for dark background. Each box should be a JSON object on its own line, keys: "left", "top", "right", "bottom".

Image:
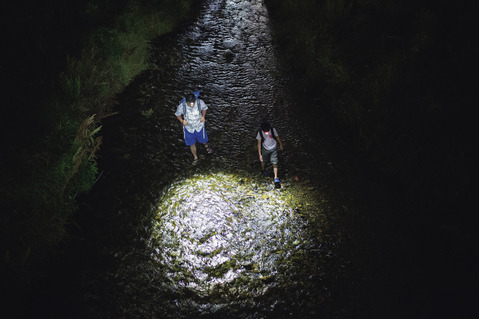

{"left": 1, "top": 0, "right": 477, "bottom": 318}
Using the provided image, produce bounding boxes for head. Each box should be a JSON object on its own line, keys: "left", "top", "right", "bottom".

{"left": 260, "top": 121, "right": 271, "bottom": 132}
{"left": 186, "top": 93, "right": 196, "bottom": 105}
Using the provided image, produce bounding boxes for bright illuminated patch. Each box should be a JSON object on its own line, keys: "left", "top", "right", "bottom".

{"left": 150, "top": 173, "right": 328, "bottom": 301}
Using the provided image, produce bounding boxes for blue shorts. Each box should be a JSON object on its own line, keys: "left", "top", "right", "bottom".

{"left": 184, "top": 127, "right": 209, "bottom": 146}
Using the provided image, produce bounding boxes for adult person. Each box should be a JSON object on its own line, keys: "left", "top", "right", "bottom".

{"left": 257, "top": 120, "right": 283, "bottom": 187}
{"left": 175, "top": 92, "right": 213, "bottom": 165}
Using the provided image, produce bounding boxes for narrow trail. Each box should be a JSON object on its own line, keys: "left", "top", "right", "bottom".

{"left": 71, "top": 1, "right": 370, "bottom": 318}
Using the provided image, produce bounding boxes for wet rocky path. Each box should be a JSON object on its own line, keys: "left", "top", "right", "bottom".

{"left": 60, "top": 1, "right": 390, "bottom": 318}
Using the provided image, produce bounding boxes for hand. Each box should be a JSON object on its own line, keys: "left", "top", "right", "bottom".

{"left": 200, "top": 116, "right": 205, "bottom": 122}
{"left": 183, "top": 119, "right": 188, "bottom": 125}
{"left": 259, "top": 155, "right": 263, "bottom": 162}
{"left": 280, "top": 144, "right": 284, "bottom": 151}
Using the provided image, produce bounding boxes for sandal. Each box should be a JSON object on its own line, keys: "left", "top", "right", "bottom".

{"left": 205, "top": 144, "right": 214, "bottom": 154}
{"left": 192, "top": 158, "right": 199, "bottom": 166}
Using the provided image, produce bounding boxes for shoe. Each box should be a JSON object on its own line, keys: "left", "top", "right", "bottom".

{"left": 205, "top": 145, "right": 214, "bottom": 154}
{"left": 261, "top": 170, "right": 268, "bottom": 177}
{"left": 274, "top": 178, "right": 281, "bottom": 188}
{"left": 192, "top": 158, "right": 199, "bottom": 166}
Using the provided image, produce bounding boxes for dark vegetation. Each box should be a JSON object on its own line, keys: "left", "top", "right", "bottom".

{"left": 1, "top": 0, "right": 477, "bottom": 317}
{"left": 0, "top": 0, "right": 197, "bottom": 310}
{"left": 264, "top": 0, "right": 478, "bottom": 316}
{"left": 265, "top": 0, "right": 476, "bottom": 209}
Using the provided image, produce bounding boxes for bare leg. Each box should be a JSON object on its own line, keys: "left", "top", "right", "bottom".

{"left": 273, "top": 164, "right": 278, "bottom": 179}
{"left": 190, "top": 144, "right": 198, "bottom": 160}
{"left": 204, "top": 143, "right": 213, "bottom": 154}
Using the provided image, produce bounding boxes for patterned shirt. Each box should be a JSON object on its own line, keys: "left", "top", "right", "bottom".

{"left": 175, "top": 99, "right": 208, "bottom": 133}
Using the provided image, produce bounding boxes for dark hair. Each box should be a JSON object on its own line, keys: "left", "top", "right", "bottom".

{"left": 260, "top": 121, "right": 271, "bottom": 132}
{"left": 186, "top": 93, "right": 196, "bottom": 103}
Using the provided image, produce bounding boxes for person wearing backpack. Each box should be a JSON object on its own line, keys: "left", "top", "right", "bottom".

{"left": 175, "top": 92, "right": 213, "bottom": 165}
{"left": 257, "top": 120, "right": 283, "bottom": 187}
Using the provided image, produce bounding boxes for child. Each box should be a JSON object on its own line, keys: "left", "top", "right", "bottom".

{"left": 257, "top": 121, "right": 283, "bottom": 187}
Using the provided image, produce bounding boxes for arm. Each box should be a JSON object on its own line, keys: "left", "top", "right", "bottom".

{"left": 272, "top": 128, "right": 283, "bottom": 150}
{"left": 200, "top": 109, "right": 207, "bottom": 122}
{"left": 257, "top": 139, "right": 263, "bottom": 162}
{"left": 175, "top": 103, "right": 187, "bottom": 125}
{"left": 276, "top": 135, "right": 284, "bottom": 151}
{"left": 176, "top": 115, "right": 187, "bottom": 125}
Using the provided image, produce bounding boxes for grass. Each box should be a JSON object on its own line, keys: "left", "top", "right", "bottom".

{"left": 0, "top": 0, "right": 197, "bottom": 288}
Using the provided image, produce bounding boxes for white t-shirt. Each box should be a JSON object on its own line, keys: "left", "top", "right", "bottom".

{"left": 256, "top": 128, "right": 278, "bottom": 150}
{"left": 175, "top": 99, "right": 208, "bottom": 133}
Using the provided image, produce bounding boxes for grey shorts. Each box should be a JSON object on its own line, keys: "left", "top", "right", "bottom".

{"left": 262, "top": 147, "right": 278, "bottom": 165}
